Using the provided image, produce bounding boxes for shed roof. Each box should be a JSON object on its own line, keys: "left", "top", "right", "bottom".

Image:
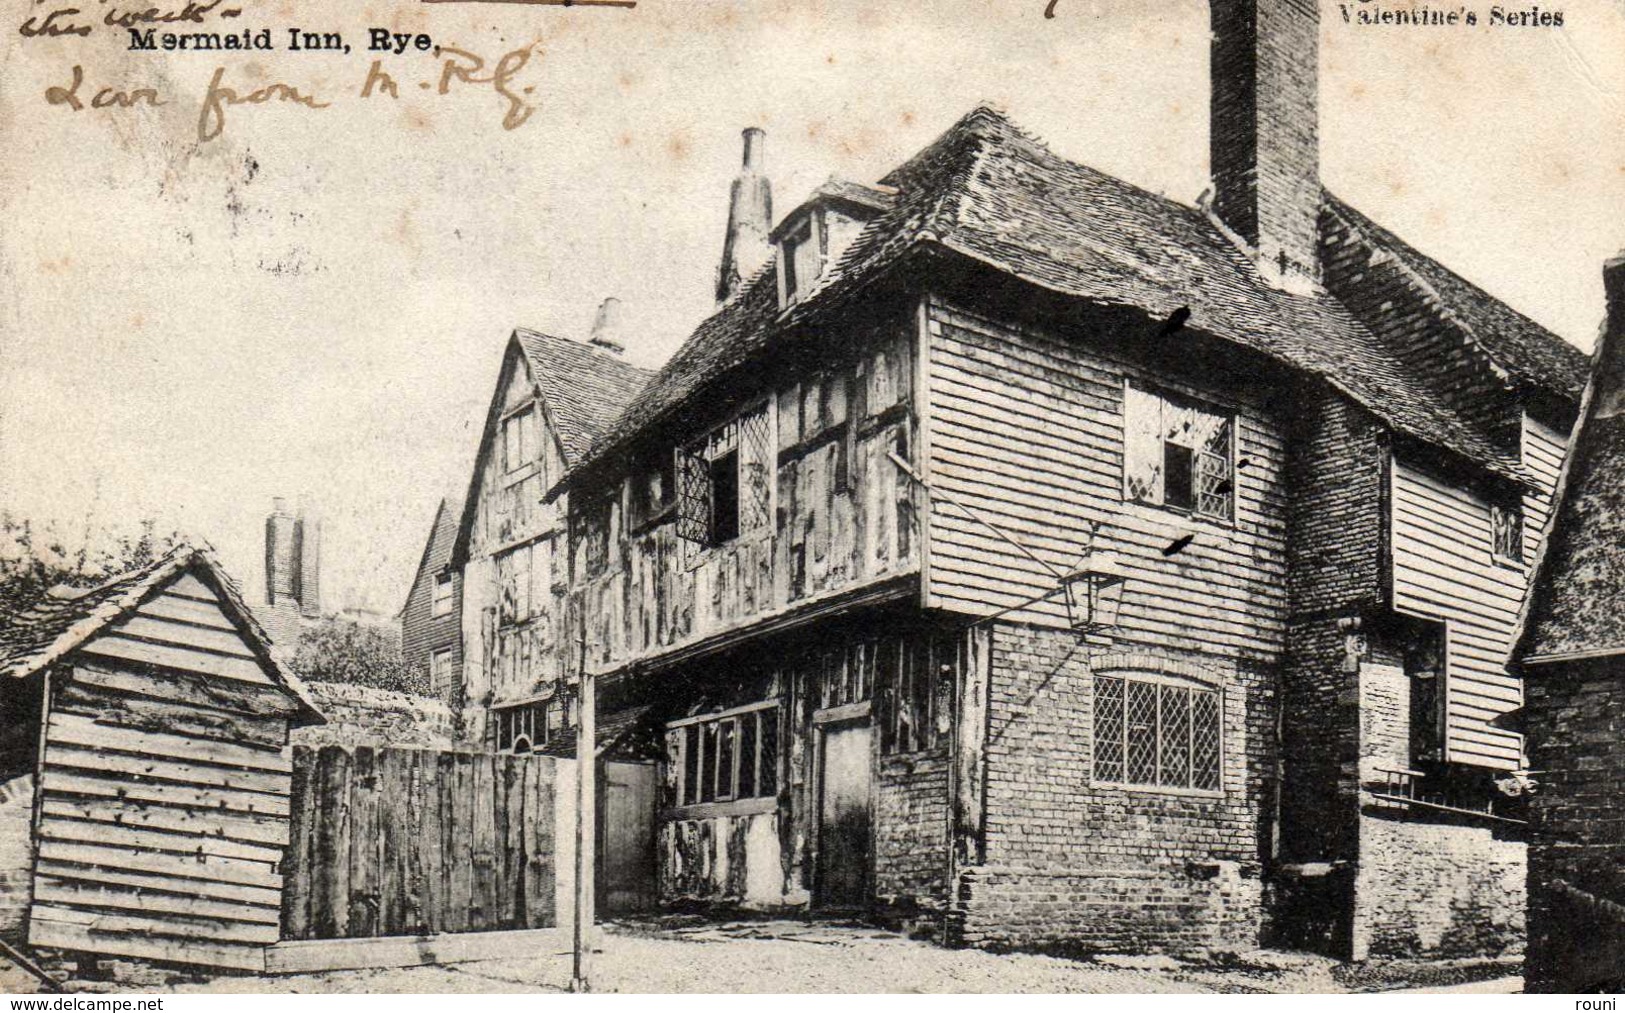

{"left": 1515, "top": 259, "right": 1625, "bottom": 664}
{"left": 565, "top": 106, "right": 1535, "bottom": 488}
{"left": 0, "top": 544, "right": 324, "bottom": 724}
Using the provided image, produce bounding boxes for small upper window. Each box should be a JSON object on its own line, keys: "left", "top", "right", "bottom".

{"left": 1124, "top": 381, "right": 1234, "bottom": 522}
{"left": 432, "top": 573, "right": 454, "bottom": 617}
{"left": 502, "top": 407, "right": 537, "bottom": 474}
{"left": 676, "top": 406, "right": 773, "bottom": 547}
{"left": 780, "top": 218, "right": 822, "bottom": 304}
{"left": 1491, "top": 502, "right": 1524, "bottom": 564}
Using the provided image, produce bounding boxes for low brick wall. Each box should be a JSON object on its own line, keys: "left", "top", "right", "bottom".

{"left": 1355, "top": 815, "right": 1525, "bottom": 958}
{"left": 291, "top": 682, "right": 461, "bottom": 749}
{"left": 955, "top": 861, "right": 1261, "bottom": 954}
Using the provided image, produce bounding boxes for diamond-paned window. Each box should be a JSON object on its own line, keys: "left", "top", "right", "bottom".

{"left": 1095, "top": 673, "right": 1223, "bottom": 792}
{"left": 1123, "top": 381, "right": 1234, "bottom": 522}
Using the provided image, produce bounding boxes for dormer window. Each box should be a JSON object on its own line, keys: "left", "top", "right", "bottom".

{"left": 779, "top": 216, "right": 822, "bottom": 305}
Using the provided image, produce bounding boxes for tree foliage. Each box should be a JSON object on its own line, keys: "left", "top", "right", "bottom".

{"left": 289, "top": 615, "right": 424, "bottom": 695}
{"left": 0, "top": 513, "right": 176, "bottom": 620}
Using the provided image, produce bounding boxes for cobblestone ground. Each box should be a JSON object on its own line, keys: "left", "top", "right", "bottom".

{"left": 1, "top": 920, "right": 1524, "bottom": 994}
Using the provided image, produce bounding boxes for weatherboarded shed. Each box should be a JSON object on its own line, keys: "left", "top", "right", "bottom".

{"left": 0, "top": 545, "right": 323, "bottom": 971}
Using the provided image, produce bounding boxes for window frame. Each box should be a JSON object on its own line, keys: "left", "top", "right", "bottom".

{"left": 430, "top": 647, "right": 455, "bottom": 696}
{"left": 1121, "top": 378, "right": 1238, "bottom": 526}
{"left": 500, "top": 403, "right": 538, "bottom": 476}
{"left": 1091, "top": 670, "right": 1225, "bottom": 798}
{"left": 1490, "top": 500, "right": 1525, "bottom": 567}
{"left": 495, "top": 699, "right": 553, "bottom": 754}
{"left": 674, "top": 401, "right": 774, "bottom": 549}
{"left": 667, "top": 701, "right": 780, "bottom": 811}
{"left": 432, "top": 572, "right": 455, "bottom": 618}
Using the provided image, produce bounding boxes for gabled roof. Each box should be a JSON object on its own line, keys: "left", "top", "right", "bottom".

{"left": 1515, "top": 257, "right": 1625, "bottom": 665}
{"left": 451, "top": 329, "right": 653, "bottom": 564}
{"left": 516, "top": 329, "right": 655, "bottom": 466}
{"left": 567, "top": 106, "right": 1529, "bottom": 487}
{"left": 0, "top": 543, "right": 325, "bottom": 724}
{"left": 1325, "top": 198, "right": 1589, "bottom": 400}
{"left": 401, "top": 495, "right": 462, "bottom": 617}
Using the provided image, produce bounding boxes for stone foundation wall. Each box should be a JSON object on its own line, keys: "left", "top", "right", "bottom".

{"left": 291, "top": 682, "right": 460, "bottom": 749}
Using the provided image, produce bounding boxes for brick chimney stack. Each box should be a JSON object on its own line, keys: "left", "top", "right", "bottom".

{"left": 588, "top": 296, "right": 627, "bottom": 355}
{"left": 716, "top": 127, "right": 773, "bottom": 305}
{"left": 264, "top": 498, "right": 321, "bottom": 618}
{"left": 1209, "top": 0, "right": 1321, "bottom": 292}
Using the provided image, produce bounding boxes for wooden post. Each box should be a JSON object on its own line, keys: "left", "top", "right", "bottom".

{"left": 570, "top": 640, "right": 596, "bottom": 991}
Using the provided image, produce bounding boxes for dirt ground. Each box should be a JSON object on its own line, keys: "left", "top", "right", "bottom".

{"left": 1, "top": 919, "right": 1525, "bottom": 994}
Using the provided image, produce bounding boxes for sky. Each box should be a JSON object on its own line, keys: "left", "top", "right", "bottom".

{"left": 2, "top": 0, "right": 1623, "bottom": 614}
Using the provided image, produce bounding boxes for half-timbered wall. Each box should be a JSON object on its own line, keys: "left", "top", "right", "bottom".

{"left": 1389, "top": 459, "right": 1525, "bottom": 769}
{"left": 463, "top": 352, "right": 572, "bottom": 726}
{"left": 923, "top": 299, "right": 1289, "bottom": 662}
{"left": 572, "top": 323, "right": 920, "bottom": 672}
{"left": 28, "top": 572, "right": 300, "bottom": 971}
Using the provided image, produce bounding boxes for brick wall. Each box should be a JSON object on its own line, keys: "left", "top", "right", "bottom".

{"left": 953, "top": 622, "right": 1271, "bottom": 954}
{"left": 1525, "top": 659, "right": 1625, "bottom": 992}
{"left": 1279, "top": 393, "right": 1383, "bottom": 854}
{"left": 874, "top": 749, "right": 949, "bottom": 917}
{"left": 1353, "top": 651, "right": 1525, "bottom": 958}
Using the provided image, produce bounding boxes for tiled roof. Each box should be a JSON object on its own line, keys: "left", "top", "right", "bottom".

{"left": 1324, "top": 198, "right": 1588, "bottom": 399}
{"left": 1517, "top": 269, "right": 1625, "bottom": 662}
{"left": 569, "top": 106, "right": 1529, "bottom": 486}
{"left": 0, "top": 544, "right": 324, "bottom": 723}
{"left": 514, "top": 329, "right": 655, "bottom": 467}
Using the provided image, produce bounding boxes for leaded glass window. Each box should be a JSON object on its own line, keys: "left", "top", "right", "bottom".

{"left": 1094, "top": 674, "right": 1223, "bottom": 792}
{"left": 1123, "top": 381, "right": 1234, "bottom": 522}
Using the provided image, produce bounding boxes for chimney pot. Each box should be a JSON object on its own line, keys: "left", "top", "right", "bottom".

{"left": 589, "top": 296, "right": 627, "bottom": 355}
{"left": 742, "top": 127, "right": 765, "bottom": 170}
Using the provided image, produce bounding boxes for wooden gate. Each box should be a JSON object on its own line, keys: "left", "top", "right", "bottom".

{"left": 281, "top": 745, "right": 560, "bottom": 940}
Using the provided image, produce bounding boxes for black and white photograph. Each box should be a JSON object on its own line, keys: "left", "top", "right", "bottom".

{"left": 1, "top": 0, "right": 1623, "bottom": 996}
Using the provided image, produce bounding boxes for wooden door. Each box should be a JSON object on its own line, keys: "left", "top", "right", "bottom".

{"left": 815, "top": 722, "right": 871, "bottom": 910}
{"left": 599, "top": 760, "right": 656, "bottom": 914}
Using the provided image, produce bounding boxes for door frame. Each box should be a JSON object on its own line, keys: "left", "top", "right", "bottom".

{"left": 811, "top": 705, "right": 874, "bottom": 912}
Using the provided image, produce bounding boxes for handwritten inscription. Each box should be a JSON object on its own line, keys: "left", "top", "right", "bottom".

{"left": 43, "top": 42, "right": 542, "bottom": 141}
{"left": 20, "top": 0, "right": 243, "bottom": 38}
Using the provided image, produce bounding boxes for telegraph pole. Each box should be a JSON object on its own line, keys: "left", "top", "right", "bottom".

{"left": 570, "top": 623, "right": 596, "bottom": 992}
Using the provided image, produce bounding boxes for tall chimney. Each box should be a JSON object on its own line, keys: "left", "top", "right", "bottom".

{"left": 265, "top": 498, "right": 320, "bottom": 617}
{"left": 265, "top": 498, "right": 297, "bottom": 607}
{"left": 294, "top": 509, "right": 321, "bottom": 618}
{"left": 715, "top": 127, "right": 773, "bottom": 304}
{"left": 1209, "top": 0, "right": 1321, "bottom": 291}
{"left": 588, "top": 296, "right": 627, "bottom": 355}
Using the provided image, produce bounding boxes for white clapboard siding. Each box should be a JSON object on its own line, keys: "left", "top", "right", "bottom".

{"left": 924, "top": 299, "right": 1289, "bottom": 661}
{"left": 1390, "top": 460, "right": 1526, "bottom": 769}
{"left": 1522, "top": 412, "right": 1567, "bottom": 555}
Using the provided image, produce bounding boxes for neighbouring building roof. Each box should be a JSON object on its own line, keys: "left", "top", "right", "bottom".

{"left": 1516, "top": 261, "right": 1625, "bottom": 663}
{"left": 514, "top": 329, "right": 656, "bottom": 467}
{"left": 0, "top": 543, "right": 324, "bottom": 723}
{"left": 403, "top": 495, "right": 462, "bottom": 615}
{"left": 566, "top": 106, "right": 1549, "bottom": 488}
{"left": 1324, "top": 198, "right": 1589, "bottom": 400}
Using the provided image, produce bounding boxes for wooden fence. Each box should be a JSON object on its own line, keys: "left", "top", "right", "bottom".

{"left": 281, "top": 745, "right": 564, "bottom": 940}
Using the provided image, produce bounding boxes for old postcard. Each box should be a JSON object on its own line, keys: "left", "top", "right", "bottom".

{"left": 1, "top": 0, "right": 1623, "bottom": 996}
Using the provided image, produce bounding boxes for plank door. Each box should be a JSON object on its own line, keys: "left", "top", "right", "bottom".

{"left": 600, "top": 760, "right": 656, "bottom": 914}
{"left": 815, "top": 722, "right": 871, "bottom": 910}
